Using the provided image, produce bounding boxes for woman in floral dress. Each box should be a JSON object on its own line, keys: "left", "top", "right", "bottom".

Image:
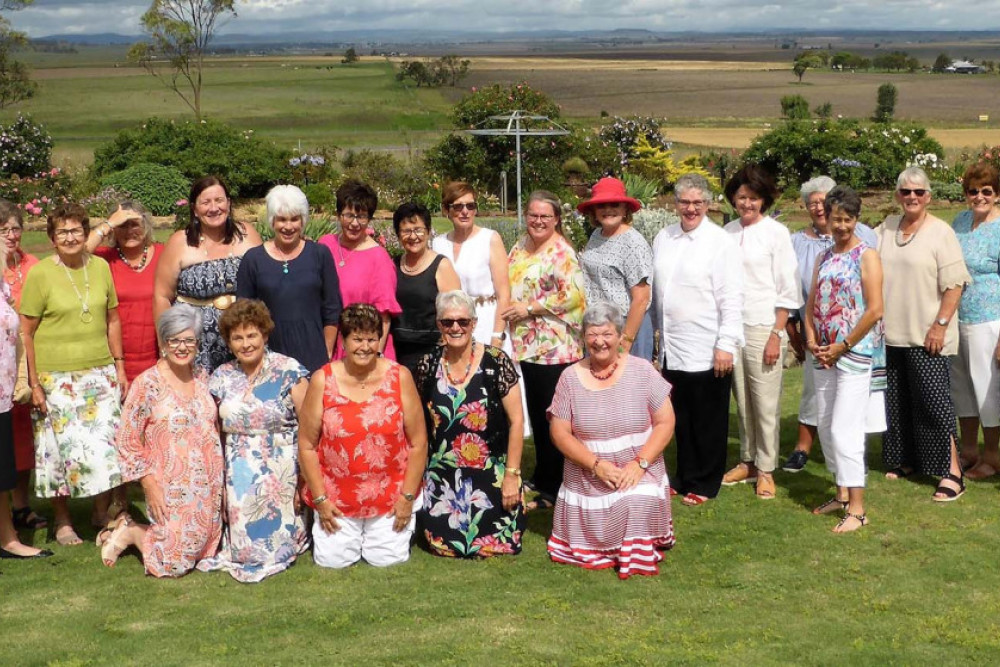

{"left": 416, "top": 290, "right": 524, "bottom": 558}
{"left": 197, "top": 300, "right": 309, "bottom": 583}
{"left": 101, "top": 304, "right": 224, "bottom": 573}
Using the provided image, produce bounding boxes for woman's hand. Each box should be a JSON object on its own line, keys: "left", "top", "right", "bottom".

{"left": 763, "top": 334, "right": 782, "bottom": 366}
{"left": 316, "top": 499, "right": 343, "bottom": 534}
{"left": 501, "top": 474, "right": 521, "bottom": 511}
{"left": 619, "top": 338, "right": 633, "bottom": 356}
{"left": 592, "top": 459, "right": 622, "bottom": 490}
{"left": 924, "top": 322, "right": 946, "bottom": 356}
{"left": 713, "top": 348, "right": 734, "bottom": 378}
{"left": 995, "top": 341, "right": 1000, "bottom": 367}
{"left": 30, "top": 384, "right": 47, "bottom": 414}
{"left": 389, "top": 495, "right": 415, "bottom": 533}
{"left": 617, "top": 460, "right": 645, "bottom": 492}
{"left": 107, "top": 206, "right": 142, "bottom": 229}
{"left": 141, "top": 475, "right": 167, "bottom": 525}
{"left": 501, "top": 301, "right": 531, "bottom": 323}
{"left": 814, "top": 342, "right": 847, "bottom": 368}
{"left": 115, "top": 363, "right": 129, "bottom": 402}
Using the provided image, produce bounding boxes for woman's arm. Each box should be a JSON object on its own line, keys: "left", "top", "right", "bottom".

{"left": 551, "top": 413, "right": 622, "bottom": 490}
{"left": 925, "top": 286, "right": 963, "bottom": 356}
{"left": 819, "top": 249, "right": 884, "bottom": 367}
{"left": 803, "top": 262, "right": 822, "bottom": 361}
{"left": 153, "top": 231, "right": 186, "bottom": 332}
{"left": 617, "top": 394, "right": 676, "bottom": 492}
{"left": 621, "top": 281, "right": 650, "bottom": 355}
{"left": 107, "top": 306, "right": 129, "bottom": 399}
{"left": 297, "top": 371, "right": 343, "bottom": 533}
{"left": 19, "top": 314, "right": 45, "bottom": 415}
{"left": 435, "top": 256, "right": 462, "bottom": 293}
{"left": 487, "top": 231, "right": 511, "bottom": 345}
{"left": 499, "top": 382, "right": 524, "bottom": 511}
{"left": 391, "top": 366, "right": 428, "bottom": 532}
{"left": 86, "top": 206, "right": 138, "bottom": 253}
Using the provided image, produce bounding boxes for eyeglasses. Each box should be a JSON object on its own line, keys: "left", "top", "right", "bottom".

{"left": 806, "top": 200, "right": 826, "bottom": 209}
{"left": 340, "top": 213, "right": 370, "bottom": 224}
{"left": 448, "top": 202, "right": 478, "bottom": 213}
{"left": 0, "top": 226, "right": 22, "bottom": 237}
{"left": 166, "top": 337, "right": 198, "bottom": 350}
{"left": 967, "top": 187, "right": 996, "bottom": 197}
{"left": 898, "top": 188, "right": 928, "bottom": 197}
{"left": 196, "top": 197, "right": 228, "bottom": 208}
{"left": 526, "top": 214, "right": 556, "bottom": 222}
{"left": 677, "top": 200, "right": 706, "bottom": 209}
{"left": 585, "top": 332, "right": 618, "bottom": 342}
{"left": 398, "top": 228, "right": 428, "bottom": 238}
{"left": 54, "top": 227, "right": 86, "bottom": 239}
{"left": 439, "top": 318, "right": 473, "bottom": 329}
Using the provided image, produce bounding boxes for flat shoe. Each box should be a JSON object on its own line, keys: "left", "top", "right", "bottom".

{"left": 755, "top": 474, "right": 776, "bottom": 500}
{"left": 812, "top": 497, "right": 848, "bottom": 515}
{"left": 682, "top": 493, "right": 709, "bottom": 506}
{"left": 884, "top": 467, "right": 914, "bottom": 480}
{"left": 11, "top": 507, "right": 48, "bottom": 531}
{"left": 54, "top": 524, "right": 83, "bottom": 546}
{"left": 0, "top": 547, "right": 54, "bottom": 559}
{"left": 722, "top": 463, "right": 758, "bottom": 486}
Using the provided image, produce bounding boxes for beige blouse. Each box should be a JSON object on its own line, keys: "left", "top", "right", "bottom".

{"left": 875, "top": 214, "right": 971, "bottom": 354}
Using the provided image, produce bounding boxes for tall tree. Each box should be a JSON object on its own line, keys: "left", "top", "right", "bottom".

{"left": 873, "top": 83, "right": 898, "bottom": 122}
{"left": 793, "top": 53, "right": 823, "bottom": 83}
{"left": 932, "top": 53, "right": 951, "bottom": 72}
{"left": 127, "top": 0, "right": 236, "bottom": 120}
{"left": 0, "top": 0, "right": 34, "bottom": 109}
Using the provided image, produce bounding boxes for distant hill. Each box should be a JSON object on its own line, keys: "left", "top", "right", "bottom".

{"left": 35, "top": 33, "right": 138, "bottom": 45}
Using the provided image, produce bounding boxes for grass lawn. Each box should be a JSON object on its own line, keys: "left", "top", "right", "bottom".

{"left": 3, "top": 359, "right": 1000, "bottom": 664}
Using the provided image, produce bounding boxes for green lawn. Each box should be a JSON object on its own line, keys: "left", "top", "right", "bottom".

{"left": 3, "top": 364, "right": 1000, "bottom": 664}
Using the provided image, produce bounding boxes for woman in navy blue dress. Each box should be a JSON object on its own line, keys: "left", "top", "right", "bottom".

{"left": 236, "top": 185, "right": 342, "bottom": 373}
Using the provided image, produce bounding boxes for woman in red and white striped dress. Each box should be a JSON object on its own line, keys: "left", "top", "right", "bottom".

{"left": 547, "top": 301, "right": 676, "bottom": 579}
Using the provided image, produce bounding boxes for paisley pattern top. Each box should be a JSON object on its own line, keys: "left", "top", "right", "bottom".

{"left": 176, "top": 256, "right": 241, "bottom": 373}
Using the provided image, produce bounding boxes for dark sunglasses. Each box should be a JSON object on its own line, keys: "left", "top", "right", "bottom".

{"left": 448, "top": 202, "right": 478, "bottom": 212}
{"left": 439, "top": 318, "right": 472, "bottom": 329}
{"left": 898, "top": 188, "right": 928, "bottom": 197}
{"left": 967, "top": 187, "right": 996, "bottom": 197}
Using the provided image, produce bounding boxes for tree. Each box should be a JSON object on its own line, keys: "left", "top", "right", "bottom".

{"left": 793, "top": 53, "right": 823, "bottom": 83}
{"left": 932, "top": 53, "right": 951, "bottom": 72}
{"left": 873, "top": 83, "right": 898, "bottom": 122}
{"left": 127, "top": 0, "right": 237, "bottom": 120}
{"left": 341, "top": 47, "right": 358, "bottom": 65}
{"left": 0, "top": 0, "right": 34, "bottom": 109}
{"left": 395, "top": 60, "right": 434, "bottom": 87}
{"left": 780, "top": 94, "right": 810, "bottom": 120}
{"left": 813, "top": 101, "right": 833, "bottom": 119}
{"left": 437, "top": 54, "right": 471, "bottom": 87}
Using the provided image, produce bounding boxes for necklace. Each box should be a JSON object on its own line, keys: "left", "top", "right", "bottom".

{"left": 400, "top": 252, "right": 428, "bottom": 275}
{"left": 271, "top": 240, "right": 303, "bottom": 275}
{"left": 351, "top": 367, "right": 377, "bottom": 389}
{"left": 199, "top": 234, "right": 234, "bottom": 259}
{"left": 895, "top": 214, "right": 926, "bottom": 247}
{"left": 117, "top": 244, "right": 150, "bottom": 272}
{"left": 589, "top": 359, "right": 618, "bottom": 381}
{"left": 60, "top": 258, "right": 93, "bottom": 324}
{"left": 811, "top": 226, "right": 831, "bottom": 239}
{"left": 443, "top": 343, "right": 477, "bottom": 385}
{"left": 7, "top": 252, "right": 22, "bottom": 286}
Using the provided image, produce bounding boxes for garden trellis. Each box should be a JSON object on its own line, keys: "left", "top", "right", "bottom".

{"left": 466, "top": 110, "right": 571, "bottom": 225}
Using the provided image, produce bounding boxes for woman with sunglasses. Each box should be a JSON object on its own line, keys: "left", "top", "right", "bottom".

{"left": 875, "top": 167, "right": 970, "bottom": 501}
{"left": 318, "top": 180, "right": 401, "bottom": 360}
{"left": 414, "top": 290, "right": 525, "bottom": 557}
{"left": 949, "top": 163, "right": 1000, "bottom": 480}
{"left": 391, "top": 202, "right": 460, "bottom": 378}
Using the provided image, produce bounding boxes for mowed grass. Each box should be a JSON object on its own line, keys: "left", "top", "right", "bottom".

{"left": 4, "top": 360, "right": 1000, "bottom": 664}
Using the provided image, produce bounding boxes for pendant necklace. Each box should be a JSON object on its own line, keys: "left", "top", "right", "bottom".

{"left": 61, "top": 258, "right": 93, "bottom": 324}
{"left": 8, "top": 252, "right": 22, "bottom": 286}
{"left": 118, "top": 245, "right": 150, "bottom": 272}
{"left": 335, "top": 237, "right": 350, "bottom": 268}
{"left": 272, "top": 240, "right": 302, "bottom": 275}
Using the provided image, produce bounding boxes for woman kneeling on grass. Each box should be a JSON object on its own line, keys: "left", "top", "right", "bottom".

{"left": 804, "top": 186, "right": 885, "bottom": 532}
{"left": 547, "top": 302, "right": 675, "bottom": 579}
{"left": 101, "top": 304, "right": 224, "bottom": 572}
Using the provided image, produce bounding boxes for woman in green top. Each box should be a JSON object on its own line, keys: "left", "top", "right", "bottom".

{"left": 20, "top": 204, "right": 127, "bottom": 546}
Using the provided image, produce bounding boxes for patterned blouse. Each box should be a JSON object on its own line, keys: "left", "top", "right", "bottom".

{"left": 952, "top": 209, "right": 1000, "bottom": 325}
{"left": 1, "top": 281, "right": 17, "bottom": 413}
{"left": 508, "top": 234, "right": 586, "bottom": 365}
{"left": 580, "top": 227, "right": 652, "bottom": 318}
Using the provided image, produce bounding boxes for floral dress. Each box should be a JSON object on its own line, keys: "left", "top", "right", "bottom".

{"left": 416, "top": 345, "right": 524, "bottom": 558}
{"left": 116, "top": 365, "right": 224, "bottom": 577}
{"left": 198, "top": 351, "right": 309, "bottom": 583}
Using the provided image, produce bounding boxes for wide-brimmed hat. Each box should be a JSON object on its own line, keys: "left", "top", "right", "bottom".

{"left": 577, "top": 177, "right": 642, "bottom": 214}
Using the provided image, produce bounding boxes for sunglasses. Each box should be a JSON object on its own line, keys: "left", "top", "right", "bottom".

{"left": 898, "top": 188, "right": 928, "bottom": 197}
{"left": 967, "top": 187, "right": 996, "bottom": 197}
{"left": 439, "top": 318, "right": 472, "bottom": 329}
{"left": 448, "top": 202, "right": 478, "bottom": 212}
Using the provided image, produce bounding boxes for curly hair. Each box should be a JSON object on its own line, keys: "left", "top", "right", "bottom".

{"left": 219, "top": 299, "right": 275, "bottom": 341}
{"left": 339, "top": 303, "right": 383, "bottom": 339}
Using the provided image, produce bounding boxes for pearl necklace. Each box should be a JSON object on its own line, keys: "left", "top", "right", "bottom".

{"left": 589, "top": 360, "right": 618, "bottom": 381}
{"left": 60, "top": 258, "right": 93, "bottom": 324}
{"left": 443, "top": 343, "right": 477, "bottom": 386}
{"left": 117, "top": 244, "right": 150, "bottom": 272}
{"left": 400, "top": 252, "right": 429, "bottom": 275}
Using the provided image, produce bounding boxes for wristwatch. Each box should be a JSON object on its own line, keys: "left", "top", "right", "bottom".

{"left": 770, "top": 328, "right": 788, "bottom": 340}
{"left": 936, "top": 317, "right": 949, "bottom": 327}
{"left": 402, "top": 492, "right": 416, "bottom": 502}
{"left": 636, "top": 457, "right": 650, "bottom": 470}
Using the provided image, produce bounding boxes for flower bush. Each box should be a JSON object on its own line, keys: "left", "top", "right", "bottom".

{"left": 630, "top": 207, "right": 681, "bottom": 246}
{"left": 0, "top": 114, "right": 52, "bottom": 178}
{"left": 598, "top": 115, "right": 672, "bottom": 167}
{"left": 0, "top": 168, "right": 72, "bottom": 217}
{"left": 99, "top": 162, "right": 190, "bottom": 215}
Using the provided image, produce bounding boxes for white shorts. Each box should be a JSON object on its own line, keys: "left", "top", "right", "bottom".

{"left": 950, "top": 320, "right": 1000, "bottom": 428}
{"left": 312, "top": 497, "right": 421, "bottom": 569}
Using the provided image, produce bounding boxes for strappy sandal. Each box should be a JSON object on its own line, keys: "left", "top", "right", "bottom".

{"left": 834, "top": 512, "right": 868, "bottom": 532}
{"left": 11, "top": 507, "right": 48, "bottom": 531}
{"left": 54, "top": 523, "right": 83, "bottom": 546}
{"left": 932, "top": 473, "right": 965, "bottom": 502}
{"left": 101, "top": 516, "right": 133, "bottom": 567}
{"left": 812, "top": 497, "right": 848, "bottom": 515}
{"left": 884, "top": 467, "right": 914, "bottom": 480}
{"left": 682, "top": 493, "right": 709, "bottom": 506}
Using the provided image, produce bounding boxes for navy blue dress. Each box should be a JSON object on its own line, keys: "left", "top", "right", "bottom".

{"left": 236, "top": 241, "right": 342, "bottom": 373}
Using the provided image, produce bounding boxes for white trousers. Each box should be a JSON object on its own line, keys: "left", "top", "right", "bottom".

{"left": 950, "top": 319, "right": 1000, "bottom": 428}
{"left": 815, "top": 366, "right": 871, "bottom": 488}
{"left": 312, "top": 502, "right": 419, "bottom": 569}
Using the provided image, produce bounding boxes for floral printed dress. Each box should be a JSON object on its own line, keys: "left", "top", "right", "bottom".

{"left": 116, "top": 365, "right": 224, "bottom": 577}
{"left": 416, "top": 345, "right": 524, "bottom": 558}
{"left": 198, "top": 351, "right": 309, "bottom": 583}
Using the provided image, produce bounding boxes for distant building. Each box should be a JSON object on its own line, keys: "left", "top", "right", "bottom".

{"left": 945, "top": 60, "right": 985, "bottom": 74}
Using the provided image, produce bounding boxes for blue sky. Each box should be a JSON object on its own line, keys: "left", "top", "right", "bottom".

{"left": 8, "top": 0, "right": 999, "bottom": 37}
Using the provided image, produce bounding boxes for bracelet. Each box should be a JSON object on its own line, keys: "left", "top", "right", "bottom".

{"left": 591, "top": 457, "right": 601, "bottom": 474}
{"left": 313, "top": 494, "right": 328, "bottom": 505}
{"left": 113, "top": 356, "right": 125, "bottom": 362}
{"left": 843, "top": 339, "right": 853, "bottom": 352}
{"left": 401, "top": 491, "right": 416, "bottom": 502}
{"left": 622, "top": 333, "right": 635, "bottom": 344}
{"left": 505, "top": 467, "right": 521, "bottom": 477}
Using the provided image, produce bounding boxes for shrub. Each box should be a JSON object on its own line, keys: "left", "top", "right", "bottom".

{"left": 301, "top": 183, "right": 335, "bottom": 212}
{"left": 91, "top": 117, "right": 290, "bottom": 197}
{"left": 479, "top": 217, "right": 522, "bottom": 255}
{"left": 931, "top": 179, "right": 965, "bottom": 202}
{"left": 630, "top": 207, "right": 681, "bottom": 246}
{"left": 99, "top": 163, "right": 189, "bottom": 215}
{"left": 627, "top": 137, "right": 718, "bottom": 192}
{"left": 0, "top": 114, "right": 52, "bottom": 178}
{"left": 340, "top": 148, "right": 429, "bottom": 210}
{"left": 598, "top": 115, "right": 671, "bottom": 167}
{"left": 780, "top": 95, "right": 811, "bottom": 120}
{"left": 0, "top": 167, "right": 71, "bottom": 217}
{"left": 80, "top": 186, "right": 133, "bottom": 219}
{"left": 873, "top": 83, "right": 898, "bottom": 122}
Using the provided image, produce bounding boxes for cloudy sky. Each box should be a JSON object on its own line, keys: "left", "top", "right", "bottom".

{"left": 7, "top": 0, "right": 998, "bottom": 37}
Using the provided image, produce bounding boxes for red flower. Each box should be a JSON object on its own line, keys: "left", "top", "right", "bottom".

{"left": 460, "top": 401, "right": 488, "bottom": 432}
{"left": 452, "top": 433, "right": 489, "bottom": 469}
{"left": 471, "top": 534, "right": 514, "bottom": 556}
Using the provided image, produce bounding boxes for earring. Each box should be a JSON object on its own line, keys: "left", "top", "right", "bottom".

{"left": 161, "top": 349, "right": 167, "bottom": 357}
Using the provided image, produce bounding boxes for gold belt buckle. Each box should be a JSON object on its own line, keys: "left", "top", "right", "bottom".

{"left": 213, "top": 294, "right": 236, "bottom": 310}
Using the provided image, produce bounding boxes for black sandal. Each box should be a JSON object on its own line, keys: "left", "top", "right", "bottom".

{"left": 932, "top": 473, "right": 965, "bottom": 502}
{"left": 525, "top": 493, "right": 555, "bottom": 513}
{"left": 11, "top": 507, "right": 48, "bottom": 531}
{"left": 812, "top": 497, "right": 848, "bottom": 515}
{"left": 835, "top": 512, "right": 868, "bottom": 530}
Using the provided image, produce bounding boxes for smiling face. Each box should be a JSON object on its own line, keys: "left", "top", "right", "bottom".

{"left": 594, "top": 201, "right": 628, "bottom": 232}
{"left": 437, "top": 306, "right": 475, "bottom": 352}
{"left": 895, "top": 180, "right": 931, "bottom": 218}
{"left": 272, "top": 211, "right": 304, "bottom": 249}
{"left": 674, "top": 188, "right": 708, "bottom": 230}
{"left": 227, "top": 323, "right": 267, "bottom": 371}
{"left": 526, "top": 200, "right": 559, "bottom": 247}
{"left": 806, "top": 192, "right": 829, "bottom": 232}
{"left": 194, "top": 184, "right": 230, "bottom": 232}
{"left": 446, "top": 193, "right": 478, "bottom": 233}
{"left": 828, "top": 206, "right": 858, "bottom": 247}
{"left": 584, "top": 322, "right": 621, "bottom": 367}
{"left": 163, "top": 328, "right": 198, "bottom": 368}
{"left": 51, "top": 217, "right": 87, "bottom": 262}
{"left": 115, "top": 217, "right": 147, "bottom": 251}
{"left": 734, "top": 185, "right": 764, "bottom": 224}
{"left": 398, "top": 216, "right": 430, "bottom": 256}
{"left": 342, "top": 327, "right": 381, "bottom": 370}
{"left": 965, "top": 181, "right": 998, "bottom": 219}
{"left": 1, "top": 216, "right": 22, "bottom": 255}
{"left": 339, "top": 205, "right": 370, "bottom": 245}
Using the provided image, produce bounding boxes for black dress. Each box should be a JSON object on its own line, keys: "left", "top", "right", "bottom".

{"left": 393, "top": 254, "right": 444, "bottom": 378}
{"left": 236, "top": 242, "right": 342, "bottom": 373}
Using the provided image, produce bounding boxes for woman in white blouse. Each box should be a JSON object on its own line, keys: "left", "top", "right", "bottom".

{"left": 721, "top": 165, "right": 801, "bottom": 500}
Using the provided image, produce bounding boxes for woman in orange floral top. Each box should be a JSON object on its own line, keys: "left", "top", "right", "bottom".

{"left": 298, "top": 303, "right": 428, "bottom": 569}
{"left": 503, "top": 190, "right": 586, "bottom": 511}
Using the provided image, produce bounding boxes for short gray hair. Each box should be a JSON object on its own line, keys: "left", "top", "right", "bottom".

{"left": 266, "top": 184, "right": 310, "bottom": 227}
{"left": 800, "top": 176, "right": 837, "bottom": 205}
{"left": 582, "top": 301, "right": 624, "bottom": 334}
{"left": 111, "top": 200, "right": 155, "bottom": 248}
{"left": 674, "top": 173, "right": 712, "bottom": 202}
{"left": 157, "top": 303, "right": 203, "bottom": 343}
{"left": 435, "top": 290, "right": 477, "bottom": 320}
{"left": 897, "top": 166, "right": 931, "bottom": 191}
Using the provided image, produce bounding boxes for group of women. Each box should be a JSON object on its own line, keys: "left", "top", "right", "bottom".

{"left": 1, "top": 156, "right": 994, "bottom": 578}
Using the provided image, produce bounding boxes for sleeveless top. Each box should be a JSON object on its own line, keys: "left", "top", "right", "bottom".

{"left": 393, "top": 254, "right": 444, "bottom": 346}
{"left": 812, "top": 243, "right": 879, "bottom": 374}
{"left": 431, "top": 228, "right": 496, "bottom": 299}
{"left": 176, "top": 256, "right": 241, "bottom": 373}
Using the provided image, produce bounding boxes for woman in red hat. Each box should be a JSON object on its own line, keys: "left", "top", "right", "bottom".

{"left": 577, "top": 177, "right": 654, "bottom": 361}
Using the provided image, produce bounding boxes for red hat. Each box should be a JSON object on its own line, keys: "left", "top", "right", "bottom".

{"left": 577, "top": 177, "right": 642, "bottom": 214}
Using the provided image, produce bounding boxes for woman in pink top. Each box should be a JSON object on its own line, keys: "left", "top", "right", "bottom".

{"left": 318, "top": 180, "right": 401, "bottom": 360}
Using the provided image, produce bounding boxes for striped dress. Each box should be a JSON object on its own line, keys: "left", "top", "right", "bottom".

{"left": 546, "top": 358, "right": 674, "bottom": 579}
